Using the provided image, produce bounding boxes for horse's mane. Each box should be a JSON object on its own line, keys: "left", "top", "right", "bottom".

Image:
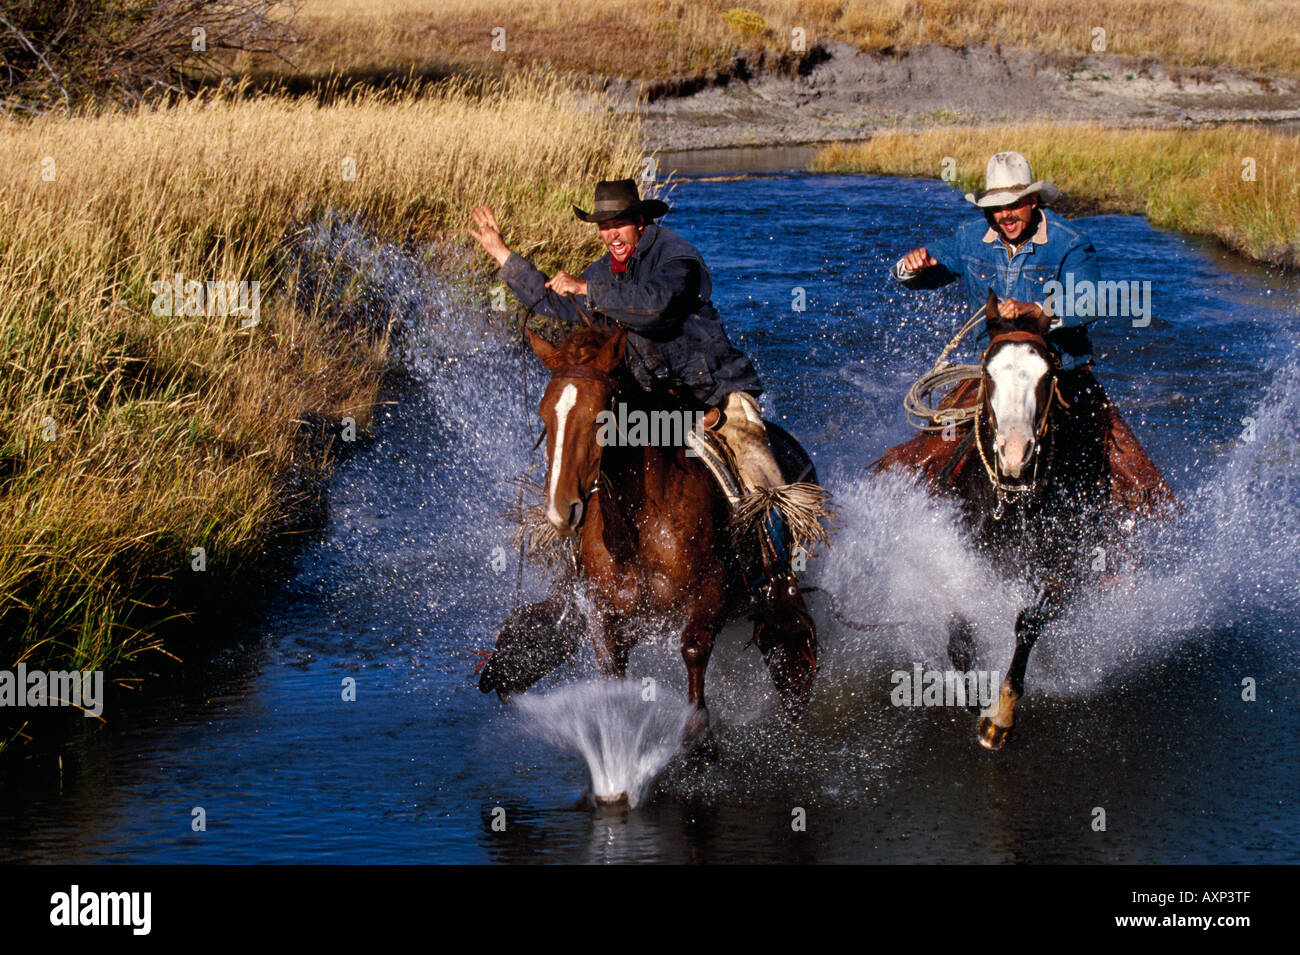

{"left": 553, "top": 327, "right": 620, "bottom": 368}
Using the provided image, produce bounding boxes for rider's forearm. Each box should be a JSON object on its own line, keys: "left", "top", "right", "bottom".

{"left": 500, "top": 252, "right": 589, "bottom": 324}
{"left": 891, "top": 259, "right": 957, "bottom": 290}
{"left": 891, "top": 237, "right": 959, "bottom": 288}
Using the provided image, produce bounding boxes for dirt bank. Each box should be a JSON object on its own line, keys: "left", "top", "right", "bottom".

{"left": 608, "top": 41, "right": 1300, "bottom": 152}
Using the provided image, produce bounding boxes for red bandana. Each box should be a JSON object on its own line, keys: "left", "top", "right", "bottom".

{"left": 610, "top": 255, "right": 629, "bottom": 274}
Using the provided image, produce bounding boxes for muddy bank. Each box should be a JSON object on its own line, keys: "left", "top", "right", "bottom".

{"left": 607, "top": 41, "right": 1300, "bottom": 152}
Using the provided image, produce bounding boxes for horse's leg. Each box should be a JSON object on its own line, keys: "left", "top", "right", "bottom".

{"left": 978, "top": 584, "right": 1058, "bottom": 750}
{"left": 946, "top": 614, "right": 975, "bottom": 672}
{"left": 478, "top": 586, "right": 582, "bottom": 700}
{"left": 589, "top": 609, "right": 629, "bottom": 678}
{"left": 753, "top": 579, "right": 818, "bottom": 720}
{"left": 680, "top": 607, "right": 722, "bottom": 754}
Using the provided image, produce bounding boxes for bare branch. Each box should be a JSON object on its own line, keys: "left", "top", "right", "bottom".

{"left": 0, "top": 12, "right": 70, "bottom": 116}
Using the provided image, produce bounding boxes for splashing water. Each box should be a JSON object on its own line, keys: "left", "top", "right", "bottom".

{"left": 515, "top": 680, "right": 695, "bottom": 807}
{"left": 285, "top": 203, "right": 1300, "bottom": 814}
{"left": 810, "top": 355, "right": 1300, "bottom": 701}
{"left": 1035, "top": 356, "right": 1300, "bottom": 694}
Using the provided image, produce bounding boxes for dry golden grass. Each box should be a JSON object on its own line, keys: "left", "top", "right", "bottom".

{"left": 0, "top": 73, "right": 645, "bottom": 684}
{"left": 812, "top": 123, "right": 1300, "bottom": 267}
{"left": 273, "top": 0, "right": 1300, "bottom": 80}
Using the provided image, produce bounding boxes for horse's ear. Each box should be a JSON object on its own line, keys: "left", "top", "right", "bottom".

{"left": 984, "top": 289, "right": 1012, "bottom": 334}
{"left": 595, "top": 326, "right": 627, "bottom": 372}
{"left": 527, "top": 328, "right": 564, "bottom": 371}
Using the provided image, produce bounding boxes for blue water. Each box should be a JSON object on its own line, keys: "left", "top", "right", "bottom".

{"left": 1, "top": 171, "right": 1297, "bottom": 863}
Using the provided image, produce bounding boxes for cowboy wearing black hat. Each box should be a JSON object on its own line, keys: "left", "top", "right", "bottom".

{"left": 469, "top": 178, "right": 790, "bottom": 505}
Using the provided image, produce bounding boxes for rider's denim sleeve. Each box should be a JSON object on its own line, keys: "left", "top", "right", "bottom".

{"left": 499, "top": 252, "right": 590, "bottom": 325}
{"left": 1051, "top": 239, "right": 1102, "bottom": 329}
{"left": 891, "top": 233, "right": 960, "bottom": 289}
{"left": 584, "top": 256, "right": 696, "bottom": 332}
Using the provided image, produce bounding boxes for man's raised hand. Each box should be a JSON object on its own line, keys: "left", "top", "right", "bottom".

{"left": 468, "top": 205, "right": 510, "bottom": 266}
{"left": 902, "top": 247, "right": 939, "bottom": 272}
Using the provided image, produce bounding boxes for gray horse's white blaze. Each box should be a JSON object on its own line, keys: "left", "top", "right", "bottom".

{"left": 986, "top": 343, "right": 1050, "bottom": 478}
{"left": 547, "top": 383, "right": 579, "bottom": 529}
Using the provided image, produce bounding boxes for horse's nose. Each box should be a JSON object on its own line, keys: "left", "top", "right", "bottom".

{"left": 546, "top": 498, "right": 583, "bottom": 537}
{"left": 997, "top": 433, "right": 1034, "bottom": 477}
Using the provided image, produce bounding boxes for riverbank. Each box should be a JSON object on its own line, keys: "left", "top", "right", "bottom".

{"left": 629, "top": 41, "right": 1300, "bottom": 153}
{"left": 263, "top": 3, "right": 1300, "bottom": 153}
{"left": 0, "top": 73, "right": 644, "bottom": 755}
{"left": 281, "top": 0, "right": 1300, "bottom": 83}
{"left": 6, "top": 9, "right": 1300, "bottom": 756}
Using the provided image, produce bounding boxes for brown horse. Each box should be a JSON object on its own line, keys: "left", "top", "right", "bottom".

{"left": 479, "top": 324, "right": 821, "bottom": 748}
{"left": 875, "top": 291, "right": 1173, "bottom": 749}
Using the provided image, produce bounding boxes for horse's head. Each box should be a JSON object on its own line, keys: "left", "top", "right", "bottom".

{"left": 527, "top": 325, "right": 627, "bottom": 537}
{"left": 980, "top": 290, "right": 1056, "bottom": 481}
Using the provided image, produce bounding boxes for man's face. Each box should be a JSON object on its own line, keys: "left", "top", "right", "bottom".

{"left": 990, "top": 195, "right": 1037, "bottom": 243}
{"left": 598, "top": 216, "right": 644, "bottom": 263}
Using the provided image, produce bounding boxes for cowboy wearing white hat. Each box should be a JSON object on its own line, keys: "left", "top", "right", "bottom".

{"left": 888, "top": 151, "right": 1174, "bottom": 514}
{"left": 964, "top": 150, "right": 1061, "bottom": 208}
{"left": 893, "top": 151, "right": 1084, "bottom": 357}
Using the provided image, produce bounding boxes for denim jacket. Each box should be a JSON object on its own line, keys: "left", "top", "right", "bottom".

{"left": 891, "top": 208, "right": 1102, "bottom": 370}
{"left": 500, "top": 223, "right": 762, "bottom": 406}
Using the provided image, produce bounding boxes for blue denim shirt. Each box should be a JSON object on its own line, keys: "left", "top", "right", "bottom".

{"left": 892, "top": 208, "right": 1102, "bottom": 370}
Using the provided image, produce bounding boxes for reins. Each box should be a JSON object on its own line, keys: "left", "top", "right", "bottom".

{"left": 902, "top": 303, "right": 1073, "bottom": 518}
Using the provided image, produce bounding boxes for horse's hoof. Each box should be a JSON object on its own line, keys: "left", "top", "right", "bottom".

{"left": 593, "top": 791, "right": 629, "bottom": 807}
{"left": 683, "top": 733, "right": 719, "bottom": 768}
{"left": 978, "top": 717, "right": 1013, "bottom": 751}
{"left": 681, "top": 707, "right": 718, "bottom": 766}
{"left": 683, "top": 704, "right": 709, "bottom": 740}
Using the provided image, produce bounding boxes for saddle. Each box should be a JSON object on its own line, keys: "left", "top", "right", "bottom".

{"left": 874, "top": 371, "right": 1178, "bottom": 518}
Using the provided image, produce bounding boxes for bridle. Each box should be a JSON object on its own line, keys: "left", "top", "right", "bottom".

{"left": 972, "top": 329, "right": 1070, "bottom": 519}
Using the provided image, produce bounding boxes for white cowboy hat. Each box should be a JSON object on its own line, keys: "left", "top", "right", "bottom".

{"left": 965, "top": 151, "right": 1061, "bottom": 207}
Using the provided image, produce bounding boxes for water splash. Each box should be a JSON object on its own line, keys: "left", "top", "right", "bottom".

{"left": 515, "top": 680, "right": 694, "bottom": 807}
{"left": 284, "top": 208, "right": 1300, "bottom": 812}
{"left": 811, "top": 356, "right": 1300, "bottom": 699}
{"left": 1036, "top": 356, "right": 1300, "bottom": 694}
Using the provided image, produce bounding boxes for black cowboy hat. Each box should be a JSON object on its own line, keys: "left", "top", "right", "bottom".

{"left": 573, "top": 179, "right": 669, "bottom": 223}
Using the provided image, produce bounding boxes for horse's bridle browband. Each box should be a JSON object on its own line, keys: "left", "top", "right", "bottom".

{"left": 980, "top": 329, "right": 1053, "bottom": 364}
{"left": 550, "top": 364, "right": 618, "bottom": 390}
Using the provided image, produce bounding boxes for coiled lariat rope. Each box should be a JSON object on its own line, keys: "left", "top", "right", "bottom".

{"left": 902, "top": 304, "right": 987, "bottom": 432}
